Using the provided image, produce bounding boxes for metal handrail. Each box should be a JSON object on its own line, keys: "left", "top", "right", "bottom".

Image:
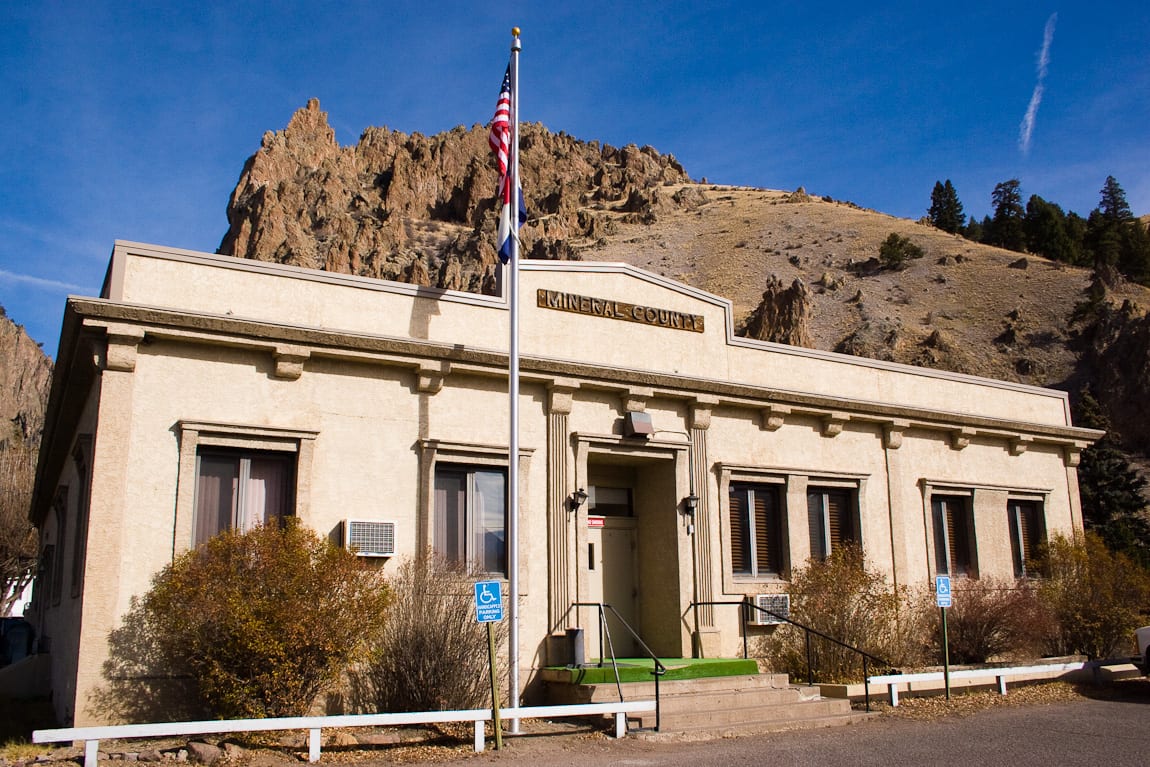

{"left": 689, "top": 599, "right": 891, "bottom": 712}
{"left": 571, "top": 602, "right": 667, "bottom": 731}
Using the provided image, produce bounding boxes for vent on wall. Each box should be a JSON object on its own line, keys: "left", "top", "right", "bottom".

{"left": 342, "top": 519, "right": 396, "bottom": 557}
{"left": 748, "top": 594, "right": 790, "bottom": 625}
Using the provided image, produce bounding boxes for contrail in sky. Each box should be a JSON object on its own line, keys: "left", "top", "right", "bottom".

{"left": 1019, "top": 13, "right": 1057, "bottom": 155}
{"left": 0, "top": 268, "right": 88, "bottom": 293}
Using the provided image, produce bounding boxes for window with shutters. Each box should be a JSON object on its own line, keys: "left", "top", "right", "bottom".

{"left": 808, "top": 487, "right": 858, "bottom": 560}
{"left": 932, "top": 494, "right": 977, "bottom": 577}
{"left": 1008, "top": 499, "right": 1045, "bottom": 577}
{"left": 729, "top": 482, "right": 784, "bottom": 577}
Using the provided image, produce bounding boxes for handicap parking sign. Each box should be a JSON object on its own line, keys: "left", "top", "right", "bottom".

{"left": 935, "top": 575, "right": 952, "bottom": 608}
{"left": 474, "top": 580, "right": 504, "bottom": 623}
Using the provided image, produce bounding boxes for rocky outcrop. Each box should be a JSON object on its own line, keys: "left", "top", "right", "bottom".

{"left": 0, "top": 312, "right": 51, "bottom": 452}
{"left": 1078, "top": 298, "right": 1150, "bottom": 448}
{"left": 741, "top": 277, "right": 812, "bottom": 347}
{"left": 219, "top": 99, "right": 690, "bottom": 291}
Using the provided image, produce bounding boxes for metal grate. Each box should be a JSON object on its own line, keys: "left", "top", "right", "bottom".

{"left": 345, "top": 520, "right": 395, "bottom": 557}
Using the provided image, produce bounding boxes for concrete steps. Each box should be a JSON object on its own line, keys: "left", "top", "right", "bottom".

{"left": 544, "top": 672, "right": 873, "bottom": 735}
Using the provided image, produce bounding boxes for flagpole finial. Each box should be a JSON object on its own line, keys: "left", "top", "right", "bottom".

{"left": 512, "top": 26, "right": 520, "bottom": 37}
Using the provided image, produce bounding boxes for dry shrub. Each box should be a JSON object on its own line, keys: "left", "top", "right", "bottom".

{"left": 757, "top": 546, "right": 932, "bottom": 682}
{"left": 120, "top": 520, "right": 390, "bottom": 720}
{"left": 940, "top": 578, "right": 1054, "bottom": 664}
{"left": 1037, "top": 531, "right": 1150, "bottom": 659}
{"left": 352, "top": 555, "right": 505, "bottom": 712}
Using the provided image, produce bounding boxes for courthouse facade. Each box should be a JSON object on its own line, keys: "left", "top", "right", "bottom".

{"left": 30, "top": 241, "right": 1099, "bottom": 725}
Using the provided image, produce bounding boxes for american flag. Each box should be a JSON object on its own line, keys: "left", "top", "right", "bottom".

{"left": 489, "top": 67, "right": 511, "bottom": 181}
{"left": 489, "top": 66, "right": 524, "bottom": 263}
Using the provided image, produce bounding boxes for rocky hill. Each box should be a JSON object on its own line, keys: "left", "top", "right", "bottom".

{"left": 0, "top": 310, "right": 51, "bottom": 613}
{"left": 0, "top": 311, "right": 51, "bottom": 454}
{"left": 219, "top": 100, "right": 1150, "bottom": 457}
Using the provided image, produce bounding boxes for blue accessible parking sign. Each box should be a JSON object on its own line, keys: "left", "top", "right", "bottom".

{"left": 474, "top": 580, "right": 504, "bottom": 623}
{"left": 935, "top": 575, "right": 952, "bottom": 608}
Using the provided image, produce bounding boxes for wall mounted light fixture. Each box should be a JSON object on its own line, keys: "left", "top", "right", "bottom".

{"left": 569, "top": 487, "right": 589, "bottom": 513}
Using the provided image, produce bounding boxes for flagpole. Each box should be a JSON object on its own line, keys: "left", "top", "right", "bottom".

{"left": 506, "top": 25, "right": 522, "bottom": 735}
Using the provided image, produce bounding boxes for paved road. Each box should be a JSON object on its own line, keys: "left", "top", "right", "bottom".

{"left": 448, "top": 696, "right": 1149, "bottom": 766}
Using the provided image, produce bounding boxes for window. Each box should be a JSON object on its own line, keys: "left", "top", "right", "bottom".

{"left": 193, "top": 449, "right": 295, "bottom": 546}
{"left": 70, "top": 440, "right": 91, "bottom": 599}
{"left": 434, "top": 465, "right": 507, "bottom": 575}
{"left": 933, "top": 494, "right": 977, "bottom": 577}
{"left": 729, "top": 483, "right": 784, "bottom": 577}
{"left": 51, "top": 488, "right": 67, "bottom": 606}
{"left": 1008, "top": 499, "right": 1045, "bottom": 577}
{"left": 807, "top": 487, "right": 857, "bottom": 560}
{"left": 588, "top": 486, "right": 633, "bottom": 516}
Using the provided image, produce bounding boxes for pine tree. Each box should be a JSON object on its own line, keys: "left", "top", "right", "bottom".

{"left": 1085, "top": 176, "right": 1150, "bottom": 285}
{"left": 1099, "top": 175, "right": 1134, "bottom": 223}
{"left": 1074, "top": 389, "right": 1150, "bottom": 568}
{"left": 927, "top": 180, "right": 965, "bottom": 234}
{"left": 1024, "top": 195, "right": 1080, "bottom": 263}
{"left": 986, "top": 179, "right": 1026, "bottom": 252}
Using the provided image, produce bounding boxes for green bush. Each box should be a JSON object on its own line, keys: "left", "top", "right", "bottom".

{"left": 1036, "top": 531, "right": 1150, "bottom": 659}
{"left": 756, "top": 546, "right": 932, "bottom": 682}
{"left": 879, "top": 232, "right": 925, "bottom": 270}
{"left": 351, "top": 555, "right": 505, "bottom": 712}
{"left": 135, "top": 520, "right": 390, "bottom": 719}
{"left": 939, "top": 578, "right": 1054, "bottom": 664}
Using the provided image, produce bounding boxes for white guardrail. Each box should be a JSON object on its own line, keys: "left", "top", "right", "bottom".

{"left": 34, "top": 700, "right": 657, "bottom": 766}
{"left": 867, "top": 661, "right": 1086, "bottom": 706}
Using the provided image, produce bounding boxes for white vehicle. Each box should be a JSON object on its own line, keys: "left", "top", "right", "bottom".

{"left": 1135, "top": 626, "right": 1150, "bottom": 675}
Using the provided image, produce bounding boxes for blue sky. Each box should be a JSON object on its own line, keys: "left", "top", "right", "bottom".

{"left": 2, "top": 2, "right": 1147, "bottom": 359}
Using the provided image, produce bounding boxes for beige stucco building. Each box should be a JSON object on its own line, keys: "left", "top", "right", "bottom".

{"left": 30, "top": 241, "right": 1099, "bottom": 726}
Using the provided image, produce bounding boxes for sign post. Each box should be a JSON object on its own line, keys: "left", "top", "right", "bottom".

{"left": 935, "top": 575, "right": 952, "bottom": 700}
{"left": 475, "top": 581, "right": 504, "bottom": 750}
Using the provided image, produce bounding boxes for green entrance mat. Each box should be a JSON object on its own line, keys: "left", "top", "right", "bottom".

{"left": 544, "top": 657, "right": 759, "bottom": 684}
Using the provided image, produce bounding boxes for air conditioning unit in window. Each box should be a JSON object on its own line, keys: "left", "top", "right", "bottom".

{"left": 747, "top": 594, "right": 790, "bottom": 625}
{"left": 342, "top": 519, "right": 396, "bottom": 557}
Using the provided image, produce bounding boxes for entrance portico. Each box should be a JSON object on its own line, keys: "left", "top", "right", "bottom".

{"left": 569, "top": 434, "right": 693, "bottom": 661}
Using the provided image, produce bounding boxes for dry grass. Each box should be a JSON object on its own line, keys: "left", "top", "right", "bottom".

{"left": 576, "top": 184, "right": 1150, "bottom": 387}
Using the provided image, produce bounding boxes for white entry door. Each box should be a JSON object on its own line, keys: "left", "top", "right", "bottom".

{"left": 587, "top": 517, "right": 639, "bottom": 658}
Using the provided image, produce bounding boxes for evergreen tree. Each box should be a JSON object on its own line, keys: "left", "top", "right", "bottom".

{"left": 1074, "top": 389, "right": 1150, "bottom": 568}
{"left": 1085, "top": 176, "right": 1150, "bottom": 285}
{"left": 1099, "top": 175, "right": 1134, "bottom": 223}
{"left": 1065, "top": 212, "right": 1090, "bottom": 267}
{"left": 1024, "top": 195, "right": 1080, "bottom": 263}
{"left": 964, "top": 215, "right": 988, "bottom": 243}
{"left": 927, "top": 180, "right": 965, "bottom": 234}
{"left": 986, "top": 179, "right": 1026, "bottom": 252}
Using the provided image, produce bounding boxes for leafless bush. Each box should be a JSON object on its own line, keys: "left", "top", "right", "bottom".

{"left": 0, "top": 444, "right": 37, "bottom": 616}
{"left": 756, "top": 546, "right": 933, "bottom": 683}
{"left": 351, "top": 555, "right": 505, "bottom": 712}
{"left": 937, "top": 578, "right": 1054, "bottom": 664}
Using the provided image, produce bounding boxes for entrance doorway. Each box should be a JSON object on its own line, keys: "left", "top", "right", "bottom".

{"left": 587, "top": 515, "right": 638, "bottom": 658}
{"left": 577, "top": 450, "right": 684, "bottom": 660}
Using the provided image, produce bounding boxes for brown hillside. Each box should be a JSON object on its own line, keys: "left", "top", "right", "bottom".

{"left": 218, "top": 101, "right": 1150, "bottom": 453}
